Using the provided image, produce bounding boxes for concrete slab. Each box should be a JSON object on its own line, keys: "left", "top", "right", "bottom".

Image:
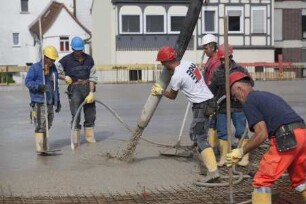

{"left": 0, "top": 80, "right": 305, "bottom": 196}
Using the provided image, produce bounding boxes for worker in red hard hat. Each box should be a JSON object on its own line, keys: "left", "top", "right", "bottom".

{"left": 209, "top": 44, "right": 253, "bottom": 167}
{"left": 227, "top": 72, "right": 306, "bottom": 204}
{"left": 152, "top": 46, "right": 220, "bottom": 183}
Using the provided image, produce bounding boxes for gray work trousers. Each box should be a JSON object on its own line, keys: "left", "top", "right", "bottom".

{"left": 68, "top": 83, "right": 96, "bottom": 130}
{"left": 189, "top": 101, "right": 211, "bottom": 152}
{"left": 32, "top": 103, "right": 54, "bottom": 133}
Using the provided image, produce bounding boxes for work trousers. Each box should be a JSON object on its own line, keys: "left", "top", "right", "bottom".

{"left": 68, "top": 83, "right": 96, "bottom": 130}
{"left": 32, "top": 103, "right": 54, "bottom": 133}
{"left": 253, "top": 128, "right": 306, "bottom": 189}
{"left": 189, "top": 101, "right": 210, "bottom": 151}
{"left": 216, "top": 111, "right": 249, "bottom": 140}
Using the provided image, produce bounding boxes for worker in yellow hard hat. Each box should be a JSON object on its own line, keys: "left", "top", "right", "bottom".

{"left": 25, "top": 45, "right": 61, "bottom": 155}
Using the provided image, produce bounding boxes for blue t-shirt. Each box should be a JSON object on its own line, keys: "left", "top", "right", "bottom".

{"left": 59, "top": 52, "right": 94, "bottom": 81}
{"left": 243, "top": 91, "right": 304, "bottom": 136}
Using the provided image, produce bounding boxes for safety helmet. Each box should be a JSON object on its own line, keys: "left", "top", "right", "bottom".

{"left": 201, "top": 34, "right": 217, "bottom": 46}
{"left": 71, "top": 36, "right": 84, "bottom": 51}
{"left": 229, "top": 72, "right": 251, "bottom": 87}
{"left": 217, "top": 44, "right": 233, "bottom": 59}
{"left": 156, "top": 46, "right": 177, "bottom": 62}
{"left": 43, "top": 45, "right": 59, "bottom": 60}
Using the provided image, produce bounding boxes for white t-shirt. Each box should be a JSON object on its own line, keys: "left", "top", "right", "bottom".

{"left": 169, "top": 60, "right": 213, "bottom": 103}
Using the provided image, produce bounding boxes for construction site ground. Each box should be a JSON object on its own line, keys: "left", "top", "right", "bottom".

{"left": 0, "top": 80, "right": 305, "bottom": 204}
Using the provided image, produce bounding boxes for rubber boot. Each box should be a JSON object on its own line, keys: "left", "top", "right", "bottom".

{"left": 252, "top": 192, "right": 272, "bottom": 204}
{"left": 208, "top": 128, "right": 218, "bottom": 148}
{"left": 35, "top": 133, "right": 44, "bottom": 153}
{"left": 238, "top": 139, "right": 249, "bottom": 166}
{"left": 217, "top": 139, "right": 228, "bottom": 167}
{"left": 85, "top": 127, "right": 96, "bottom": 143}
{"left": 73, "top": 129, "right": 81, "bottom": 148}
{"left": 302, "top": 190, "right": 306, "bottom": 202}
{"left": 200, "top": 148, "right": 220, "bottom": 183}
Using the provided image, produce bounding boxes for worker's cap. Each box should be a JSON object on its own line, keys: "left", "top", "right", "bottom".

{"left": 230, "top": 72, "right": 254, "bottom": 87}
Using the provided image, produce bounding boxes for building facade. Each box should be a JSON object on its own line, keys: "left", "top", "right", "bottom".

{"left": 92, "top": 0, "right": 278, "bottom": 66}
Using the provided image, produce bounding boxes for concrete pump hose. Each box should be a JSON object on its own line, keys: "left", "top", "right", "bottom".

{"left": 70, "top": 99, "right": 178, "bottom": 149}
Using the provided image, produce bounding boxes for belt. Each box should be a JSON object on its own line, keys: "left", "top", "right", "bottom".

{"left": 72, "top": 79, "right": 89, "bottom": 85}
{"left": 275, "top": 122, "right": 306, "bottom": 136}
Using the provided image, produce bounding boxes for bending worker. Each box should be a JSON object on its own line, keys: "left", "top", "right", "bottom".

{"left": 151, "top": 46, "right": 220, "bottom": 182}
{"left": 209, "top": 44, "right": 252, "bottom": 167}
{"left": 57, "top": 36, "right": 98, "bottom": 148}
{"left": 227, "top": 72, "right": 306, "bottom": 203}
{"left": 25, "top": 45, "right": 61, "bottom": 155}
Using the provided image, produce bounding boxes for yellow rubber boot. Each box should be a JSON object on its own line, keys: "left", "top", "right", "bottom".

{"left": 302, "top": 190, "right": 306, "bottom": 202}
{"left": 35, "top": 133, "right": 44, "bottom": 152}
{"left": 73, "top": 129, "right": 81, "bottom": 148}
{"left": 238, "top": 139, "right": 249, "bottom": 166}
{"left": 217, "top": 139, "right": 228, "bottom": 167}
{"left": 252, "top": 192, "right": 272, "bottom": 204}
{"left": 85, "top": 127, "right": 96, "bottom": 143}
{"left": 208, "top": 128, "right": 218, "bottom": 148}
{"left": 200, "top": 147, "right": 220, "bottom": 182}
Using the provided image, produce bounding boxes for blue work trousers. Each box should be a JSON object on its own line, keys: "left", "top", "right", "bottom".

{"left": 216, "top": 111, "right": 249, "bottom": 140}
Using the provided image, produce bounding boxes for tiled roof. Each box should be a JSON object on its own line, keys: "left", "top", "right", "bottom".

{"left": 29, "top": 1, "right": 91, "bottom": 37}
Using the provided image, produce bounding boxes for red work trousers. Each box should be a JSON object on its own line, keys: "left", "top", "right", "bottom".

{"left": 253, "top": 128, "right": 306, "bottom": 189}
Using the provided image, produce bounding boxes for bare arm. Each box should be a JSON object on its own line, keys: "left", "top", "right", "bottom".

{"left": 243, "top": 121, "right": 269, "bottom": 154}
{"left": 162, "top": 89, "right": 178, "bottom": 100}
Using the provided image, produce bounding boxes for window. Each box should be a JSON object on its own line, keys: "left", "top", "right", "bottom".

{"left": 251, "top": 7, "right": 266, "bottom": 34}
{"left": 12, "top": 33, "right": 20, "bottom": 46}
{"left": 302, "top": 15, "right": 306, "bottom": 39}
{"left": 168, "top": 15, "right": 185, "bottom": 33}
{"left": 119, "top": 6, "right": 143, "bottom": 34}
{"left": 60, "top": 37, "right": 69, "bottom": 52}
{"left": 121, "top": 15, "right": 141, "bottom": 33}
{"left": 21, "top": 0, "right": 28, "bottom": 12}
{"left": 145, "top": 15, "right": 165, "bottom": 33}
{"left": 202, "top": 6, "right": 218, "bottom": 33}
{"left": 226, "top": 7, "right": 244, "bottom": 33}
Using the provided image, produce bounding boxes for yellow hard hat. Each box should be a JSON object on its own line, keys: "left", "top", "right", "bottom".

{"left": 43, "top": 45, "right": 59, "bottom": 60}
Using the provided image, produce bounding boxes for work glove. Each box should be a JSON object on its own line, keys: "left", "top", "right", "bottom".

{"left": 85, "top": 92, "right": 95, "bottom": 104}
{"left": 55, "top": 101, "right": 61, "bottom": 113}
{"left": 37, "top": 84, "right": 46, "bottom": 93}
{"left": 226, "top": 148, "right": 244, "bottom": 168}
{"left": 151, "top": 83, "right": 163, "bottom": 96}
{"left": 65, "top": 76, "right": 73, "bottom": 85}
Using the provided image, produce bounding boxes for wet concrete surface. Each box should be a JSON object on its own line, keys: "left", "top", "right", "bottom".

{"left": 0, "top": 80, "right": 305, "bottom": 197}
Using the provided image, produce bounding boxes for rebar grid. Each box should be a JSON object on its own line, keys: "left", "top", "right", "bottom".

{"left": 0, "top": 145, "right": 304, "bottom": 204}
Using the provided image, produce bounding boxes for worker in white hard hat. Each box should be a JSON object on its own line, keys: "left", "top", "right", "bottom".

{"left": 201, "top": 34, "right": 220, "bottom": 150}
{"left": 201, "top": 34, "right": 220, "bottom": 86}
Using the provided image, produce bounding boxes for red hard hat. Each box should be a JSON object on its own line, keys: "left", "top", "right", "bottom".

{"left": 229, "top": 72, "right": 251, "bottom": 87}
{"left": 217, "top": 44, "right": 233, "bottom": 59}
{"left": 156, "top": 46, "right": 177, "bottom": 62}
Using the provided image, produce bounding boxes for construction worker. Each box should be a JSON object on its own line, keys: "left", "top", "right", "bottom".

{"left": 227, "top": 72, "right": 306, "bottom": 204}
{"left": 25, "top": 45, "right": 61, "bottom": 155}
{"left": 152, "top": 46, "right": 220, "bottom": 182}
{"left": 209, "top": 44, "right": 253, "bottom": 167}
{"left": 56, "top": 36, "right": 98, "bottom": 148}
{"left": 201, "top": 34, "right": 220, "bottom": 86}
{"left": 201, "top": 34, "right": 220, "bottom": 149}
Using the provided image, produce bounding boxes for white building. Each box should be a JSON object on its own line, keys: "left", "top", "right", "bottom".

{"left": 92, "top": 0, "right": 276, "bottom": 67}
{"left": 0, "top": 0, "right": 92, "bottom": 67}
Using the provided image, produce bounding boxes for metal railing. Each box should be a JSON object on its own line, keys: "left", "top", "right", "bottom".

{"left": 0, "top": 63, "right": 305, "bottom": 85}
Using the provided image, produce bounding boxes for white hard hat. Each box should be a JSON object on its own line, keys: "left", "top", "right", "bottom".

{"left": 201, "top": 34, "right": 217, "bottom": 46}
